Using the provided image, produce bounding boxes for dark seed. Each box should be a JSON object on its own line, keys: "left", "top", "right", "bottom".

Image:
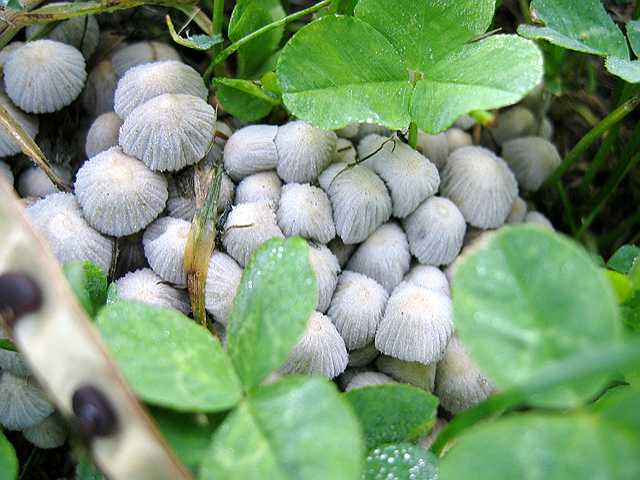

{"left": 72, "top": 385, "right": 118, "bottom": 438}
{"left": 0, "top": 272, "right": 43, "bottom": 329}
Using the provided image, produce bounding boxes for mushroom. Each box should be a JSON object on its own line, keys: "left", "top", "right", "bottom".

{"left": 345, "top": 371, "right": 396, "bottom": 391}
{"left": 441, "top": 146, "right": 518, "bottom": 229}
{"left": 489, "top": 106, "right": 537, "bottom": 145}
{"left": 234, "top": 171, "right": 282, "bottom": 208}
{"left": 416, "top": 131, "right": 449, "bottom": 170}
{"left": 375, "top": 354, "right": 436, "bottom": 392}
{"left": 506, "top": 196, "right": 527, "bottom": 224}
{"left": 204, "top": 251, "right": 243, "bottom": 326}
{"left": 333, "top": 137, "right": 357, "bottom": 164}
{"left": 26, "top": 192, "right": 114, "bottom": 272}
{"left": 318, "top": 162, "right": 348, "bottom": 192}
{"left": 17, "top": 165, "right": 72, "bottom": 198}
{"left": 82, "top": 60, "right": 118, "bottom": 117}
{"left": 110, "top": 41, "right": 181, "bottom": 78}
{"left": 166, "top": 169, "right": 234, "bottom": 221}
{"left": 501, "top": 136, "right": 561, "bottom": 191}
{"left": 280, "top": 311, "right": 348, "bottom": 379}
{"left": 455, "top": 115, "right": 476, "bottom": 130}
{"left": 346, "top": 222, "right": 410, "bottom": 293}
{"left": 0, "top": 373, "right": 54, "bottom": 430}
{"left": 308, "top": 244, "right": 341, "bottom": 314}
{"left": 375, "top": 282, "right": 453, "bottom": 365}
{"left": 335, "top": 123, "right": 359, "bottom": 139}
{"left": 355, "top": 123, "right": 391, "bottom": 141}
{"left": 347, "top": 343, "right": 379, "bottom": 367}
{"left": 434, "top": 336, "right": 494, "bottom": 414}
{"left": 22, "top": 414, "right": 67, "bottom": 449}
{"left": 357, "top": 134, "right": 440, "bottom": 218}
{"left": 223, "top": 124, "right": 279, "bottom": 181}
{"left": 275, "top": 121, "right": 337, "bottom": 183}
{"left": 0, "top": 93, "right": 39, "bottom": 158}
{"left": 404, "top": 265, "right": 450, "bottom": 297}
{"left": 277, "top": 183, "right": 335, "bottom": 243}
{"left": 327, "top": 271, "right": 388, "bottom": 350}
{"left": 403, "top": 196, "right": 466, "bottom": 266}
{"left": 85, "top": 112, "right": 122, "bottom": 158}
{"left": 111, "top": 268, "right": 190, "bottom": 314}
{"left": 114, "top": 61, "right": 208, "bottom": 119}
{"left": 142, "top": 216, "right": 191, "bottom": 286}
{"left": 525, "top": 211, "right": 554, "bottom": 230}
{"left": 0, "top": 325, "right": 29, "bottom": 377}
{"left": 0, "top": 161, "right": 13, "bottom": 185}
{"left": 74, "top": 147, "right": 168, "bottom": 236}
{"left": 327, "top": 236, "right": 357, "bottom": 268}
{"left": 222, "top": 201, "right": 284, "bottom": 267}
{"left": 445, "top": 128, "right": 473, "bottom": 153}
{"left": 327, "top": 164, "right": 392, "bottom": 244}
{"left": 0, "top": 42, "right": 24, "bottom": 70}
{"left": 119, "top": 93, "right": 216, "bottom": 172}
{"left": 4, "top": 40, "right": 86, "bottom": 113}
{"left": 540, "top": 116, "right": 554, "bottom": 140}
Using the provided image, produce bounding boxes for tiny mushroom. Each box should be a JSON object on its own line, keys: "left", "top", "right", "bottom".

{"left": 0, "top": 373, "right": 54, "bottom": 430}
{"left": 327, "top": 236, "right": 357, "bottom": 268}
{"left": 204, "top": 251, "right": 243, "bottom": 326}
{"left": 334, "top": 137, "right": 357, "bottom": 164}
{"left": 110, "top": 41, "right": 181, "bottom": 78}
{"left": 277, "top": 183, "right": 335, "bottom": 243}
{"left": 345, "top": 371, "right": 396, "bottom": 391}
{"left": 112, "top": 268, "right": 190, "bottom": 314}
{"left": 501, "top": 136, "right": 561, "bottom": 191}
{"left": 416, "top": 131, "right": 449, "bottom": 170}
{"left": 17, "top": 165, "right": 72, "bottom": 198}
{"left": 404, "top": 265, "right": 450, "bottom": 297}
{"left": 490, "top": 106, "right": 537, "bottom": 145}
{"left": 142, "top": 216, "right": 192, "bottom": 286}
{"left": 506, "top": 196, "right": 528, "bottom": 224}
{"left": 223, "top": 124, "right": 279, "bottom": 181}
{"left": 82, "top": 60, "right": 118, "bottom": 117}
{"left": 318, "top": 162, "right": 348, "bottom": 192}
{"left": 375, "top": 354, "right": 436, "bottom": 392}
{"left": 308, "top": 244, "right": 341, "bottom": 314}
{"left": 234, "top": 171, "right": 282, "bottom": 208}
{"left": 85, "top": 112, "right": 122, "bottom": 158}
{"left": 525, "top": 211, "right": 554, "bottom": 230}
{"left": 445, "top": 128, "right": 473, "bottom": 153}
{"left": 0, "top": 93, "right": 39, "bottom": 158}
{"left": 22, "top": 414, "right": 67, "bottom": 449}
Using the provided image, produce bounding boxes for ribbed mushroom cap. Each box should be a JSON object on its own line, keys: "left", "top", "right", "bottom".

{"left": 358, "top": 134, "right": 440, "bottom": 218}
{"left": 355, "top": 123, "right": 391, "bottom": 141}
{"left": 416, "top": 131, "right": 449, "bottom": 170}
{"left": 375, "top": 282, "right": 453, "bottom": 365}
{"left": 328, "top": 165, "right": 392, "bottom": 244}
{"left": 114, "top": 61, "right": 207, "bottom": 119}
{"left": 0, "top": 325, "right": 29, "bottom": 377}
{"left": 346, "top": 222, "right": 410, "bottom": 293}
{"left": 0, "top": 42, "right": 24, "bottom": 69}
{"left": 277, "top": 183, "right": 335, "bottom": 243}
{"left": 441, "top": 146, "right": 518, "bottom": 229}
{"left": 445, "top": 128, "right": 473, "bottom": 153}
{"left": 204, "top": 251, "right": 242, "bottom": 326}
{"left": 275, "top": 121, "right": 337, "bottom": 183}
{"left": 280, "top": 311, "right": 348, "bottom": 379}
{"left": 334, "top": 137, "right": 357, "bottom": 164}
{"left": 112, "top": 268, "right": 190, "bottom": 314}
{"left": 85, "top": 112, "right": 122, "bottom": 158}
{"left": 0, "top": 161, "right": 12, "bottom": 185}
{"left": 0, "top": 373, "right": 53, "bottom": 430}
{"left": 111, "top": 41, "right": 181, "bottom": 78}
{"left": 23, "top": 414, "right": 67, "bottom": 449}
{"left": 142, "top": 216, "right": 191, "bottom": 286}
{"left": 335, "top": 123, "right": 359, "bottom": 139}
{"left": 403, "top": 196, "right": 466, "bottom": 266}
{"left": 120, "top": 93, "right": 216, "bottom": 172}
{"left": 502, "top": 136, "right": 561, "bottom": 191}
{"left": 0, "top": 93, "right": 39, "bottom": 157}
{"left": 27, "top": 193, "right": 114, "bottom": 272}
{"left": 308, "top": 244, "right": 341, "bottom": 313}
{"left": 4, "top": 40, "right": 86, "bottom": 113}
{"left": 26, "top": 5, "right": 99, "bottom": 58}
{"left": 525, "top": 211, "right": 554, "bottom": 230}
{"left": 318, "top": 162, "right": 348, "bottom": 192}
{"left": 328, "top": 271, "right": 388, "bottom": 350}
{"left": 166, "top": 169, "right": 234, "bottom": 221}
{"left": 506, "top": 196, "right": 527, "bottom": 224}
{"left": 234, "top": 171, "right": 282, "bottom": 208}
{"left": 222, "top": 201, "right": 284, "bottom": 267}
{"left": 327, "top": 237, "right": 356, "bottom": 268}
{"left": 345, "top": 371, "right": 396, "bottom": 391}
{"left": 404, "top": 265, "right": 450, "bottom": 297}
{"left": 490, "top": 106, "right": 537, "bottom": 145}
{"left": 435, "top": 336, "right": 494, "bottom": 414}
{"left": 223, "top": 124, "right": 279, "bottom": 181}
{"left": 375, "top": 354, "right": 436, "bottom": 392}
{"left": 75, "top": 147, "right": 168, "bottom": 236}
{"left": 347, "top": 343, "right": 379, "bottom": 367}
{"left": 17, "top": 165, "right": 71, "bottom": 198}
{"left": 82, "top": 60, "right": 117, "bottom": 117}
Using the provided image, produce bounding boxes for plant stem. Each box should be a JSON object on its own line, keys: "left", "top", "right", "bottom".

{"left": 211, "top": 0, "right": 224, "bottom": 48}
{"left": 543, "top": 94, "right": 640, "bottom": 188}
{"left": 518, "top": 0, "right": 531, "bottom": 22}
{"left": 579, "top": 125, "right": 619, "bottom": 193}
{"left": 408, "top": 122, "right": 418, "bottom": 149}
{"left": 556, "top": 182, "right": 578, "bottom": 236}
{"left": 203, "top": 0, "right": 331, "bottom": 84}
{"left": 469, "top": 109, "right": 495, "bottom": 126}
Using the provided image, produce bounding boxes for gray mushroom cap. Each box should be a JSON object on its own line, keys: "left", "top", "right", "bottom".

{"left": 204, "top": 251, "right": 243, "bottom": 326}
{"left": 0, "top": 93, "right": 39, "bottom": 157}
{"left": 308, "top": 244, "right": 341, "bottom": 314}
{"left": 26, "top": 192, "right": 114, "bottom": 272}
{"left": 346, "top": 222, "right": 411, "bottom": 293}
{"left": 404, "top": 265, "right": 450, "bottom": 297}
{"left": 82, "top": 60, "right": 117, "bottom": 117}
{"left": 277, "top": 183, "right": 335, "bottom": 243}
{"left": 22, "top": 414, "right": 67, "bottom": 449}
{"left": 525, "top": 211, "right": 554, "bottom": 230}
{"left": 110, "top": 41, "right": 181, "bottom": 78}
{"left": 166, "top": 169, "right": 235, "bottom": 222}
{"left": 223, "top": 124, "right": 279, "bottom": 181}
{"left": 318, "top": 162, "right": 348, "bottom": 192}
{"left": 416, "top": 131, "right": 449, "bottom": 170}
{"left": 501, "top": 136, "right": 561, "bottom": 191}
{"left": 375, "top": 354, "right": 436, "bottom": 392}
{"left": 85, "top": 112, "right": 122, "bottom": 158}
{"left": 142, "top": 216, "right": 191, "bottom": 286}
{"left": 74, "top": 147, "right": 168, "bottom": 236}
{"left": 0, "top": 42, "right": 24, "bottom": 69}
{"left": 17, "top": 165, "right": 72, "bottom": 198}
{"left": 0, "top": 373, "right": 54, "bottom": 430}
{"left": 490, "top": 106, "right": 537, "bottom": 145}
{"left": 335, "top": 123, "right": 359, "bottom": 139}
{"left": 112, "top": 268, "right": 190, "bottom": 314}
{"left": 275, "top": 121, "right": 337, "bottom": 183}
{"left": 506, "top": 196, "right": 528, "bottom": 224}
{"left": 4, "top": 40, "right": 86, "bottom": 113}
{"left": 345, "top": 371, "right": 396, "bottom": 391}
{"left": 334, "top": 137, "right": 357, "bottom": 164}
{"left": 445, "top": 128, "right": 473, "bottom": 153}
{"left": 234, "top": 171, "right": 282, "bottom": 208}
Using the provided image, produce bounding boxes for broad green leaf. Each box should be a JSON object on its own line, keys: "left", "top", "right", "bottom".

{"left": 97, "top": 302, "right": 242, "bottom": 412}
{"left": 607, "top": 244, "right": 640, "bottom": 274}
{"left": 0, "top": 339, "right": 16, "bottom": 352}
{"left": 622, "top": 292, "right": 640, "bottom": 335}
{"left": 166, "top": 15, "right": 223, "bottom": 51}
{"left": 364, "top": 444, "right": 437, "bottom": 480}
{"left": 261, "top": 71, "right": 282, "bottom": 96}
{"left": 518, "top": 0, "right": 629, "bottom": 58}
{"left": 199, "top": 376, "right": 363, "bottom": 480}
{"left": 412, "top": 35, "right": 543, "bottom": 133}
{"left": 628, "top": 20, "right": 640, "bottom": 57}
{"left": 605, "top": 57, "right": 640, "bottom": 83}
{"left": 335, "top": 0, "right": 358, "bottom": 15}
{"left": 226, "top": 238, "right": 317, "bottom": 391}
{"left": 214, "top": 78, "right": 278, "bottom": 121}
{"left": 277, "top": 15, "right": 412, "bottom": 131}
{"left": 439, "top": 389, "right": 640, "bottom": 480}
{"left": 355, "top": 0, "right": 495, "bottom": 69}
{"left": 63, "top": 260, "right": 108, "bottom": 317}
{"left": 344, "top": 384, "right": 438, "bottom": 450}
{"left": 229, "top": 0, "right": 286, "bottom": 78}
{"left": 604, "top": 269, "right": 634, "bottom": 304}
{"left": 453, "top": 226, "right": 621, "bottom": 408}
{"left": 1, "top": 0, "right": 22, "bottom": 10}
{"left": 0, "top": 430, "right": 17, "bottom": 480}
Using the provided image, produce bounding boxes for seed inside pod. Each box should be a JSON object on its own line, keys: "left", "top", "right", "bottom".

{"left": 327, "top": 164, "right": 392, "bottom": 244}
{"left": 142, "top": 216, "right": 191, "bottom": 286}
{"left": 0, "top": 93, "right": 39, "bottom": 158}
{"left": 17, "top": 165, "right": 72, "bottom": 198}
{"left": 277, "top": 183, "right": 335, "bottom": 243}
{"left": 375, "top": 354, "right": 436, "bottom": 392}
{"left": 404, "top": 265, "right": 450, "bottom": 297}
{"left": 204, "top": 251, "right": 242, "bottom": 326}
{"left": 74, "top": 147, "right": 168, "bottom": 236}
{"left": 327, "top": 270, "right": 388, "bottom": 350}
{"left": 403, "top": 196, "right": 466, "bottom": 267}
{"left": 0, "top": 373, "right": 54, "bottom": 430}
{"left": 345, "top": 371, "right": 396, "bottom": 391}
{"left": 280, "top": 311, "right": 348, "bottom": 379}
{"left": 441, "top": 146, "right": 518, "bottom": 229}
{"left": 82, "top": 60, "right": 118, "bottom": 117}
{"left": 308, "top": 244, "right": 340, "bottom": 314}
{"left": 22, "top": 414, "right": 67, "bottom": 449}
{"left": 375, "top": 282, "right": 453, "bottom": 365}
{"left": 223, "top": 124, "right": 279, "bottom": 181}
{"left": 27, "top": 193, "right": 114, "bottom": 273}
{"left": 275, "top": 120, "right": 337, "bottom": 183}
{"left": 85, "top": 112, "right": 122, "bottom": 158}
{"left": 501, "top": 136, "right": 561, "bottom": 191}
{"left": 346, "top": 222, "right": 410, "bottom": 293}
{"left": 111, "top": 268, "right": 190, "bottom": 314}
{"left": 234, "top": 171, "right": 282, "bottom": 208}
{"left": 4, "top": 40, "right": 86, "bottom": 114}
{"left": 110, "top": 41, "right": 181, "bottom": 78}
{"left": 114, "top": 61, "right": 208, "bottom": 119}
